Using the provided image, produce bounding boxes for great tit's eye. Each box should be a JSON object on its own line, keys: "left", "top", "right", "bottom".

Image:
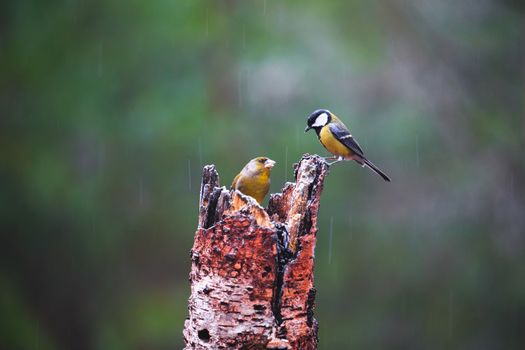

{"left": 258, "top": 158, "right": 266, "bottom": 163}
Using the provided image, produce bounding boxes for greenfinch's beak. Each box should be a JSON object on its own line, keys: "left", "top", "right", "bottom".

{"left": 264, "top": 159, "right": 276, "bottom": 169}
{"left": 304, "top": 126, "right": 311, "bottom": 133}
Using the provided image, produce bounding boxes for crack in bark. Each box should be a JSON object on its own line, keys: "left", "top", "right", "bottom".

{"left": 204, "top": 187, "right": 222, "bottom": 229}
{"left": 306, "top": 288, "right": 316, "bottom": 327}
{"left": 272, "top": 223, "right": 293, "bottom": 326}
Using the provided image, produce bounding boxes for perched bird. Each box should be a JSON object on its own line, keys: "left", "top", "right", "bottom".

{"left": 305, "top": 109, "right": 391, "bottom": 182}
{"left": 231, "top": 157, "right": 276, "bottom": 204}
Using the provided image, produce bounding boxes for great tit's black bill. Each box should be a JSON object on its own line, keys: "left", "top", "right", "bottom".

{"left": 304, "top": 126, "right": 311, "bottom": 132}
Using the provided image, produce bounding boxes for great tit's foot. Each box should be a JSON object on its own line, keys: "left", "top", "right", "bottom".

{"left": 321, "top": 157, "right": 334, "bottom": 165}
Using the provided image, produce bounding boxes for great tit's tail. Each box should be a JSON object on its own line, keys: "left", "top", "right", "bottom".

{"left": 359, "top": 157, "right": 391, "bottom": 182}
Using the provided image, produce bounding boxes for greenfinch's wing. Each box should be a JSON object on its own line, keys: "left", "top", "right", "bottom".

{"left": 329, "top": 122, "right": 364, "bottom": 157}
{"left": 231, "top": 173, "right": 241, "bottom": 189}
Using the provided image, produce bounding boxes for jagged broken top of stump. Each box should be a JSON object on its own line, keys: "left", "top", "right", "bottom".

{"left": 185, "top": 154, "right": 329, "bottom": 350}
{"left": 199, "top": 154, "right": 328, "bottom": 243}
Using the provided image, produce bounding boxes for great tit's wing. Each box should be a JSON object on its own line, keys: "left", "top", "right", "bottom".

{"left": 329, "top": 122, "right": 365, "bottom": 157}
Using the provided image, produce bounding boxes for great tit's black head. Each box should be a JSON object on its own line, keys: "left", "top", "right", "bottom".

{"left": 305, "top": 109, "right": 331, "bottom": 133}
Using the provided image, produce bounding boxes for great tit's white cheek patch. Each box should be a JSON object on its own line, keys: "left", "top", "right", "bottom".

{"left": 312, "top": 113, "right": 328, "bottom": 127}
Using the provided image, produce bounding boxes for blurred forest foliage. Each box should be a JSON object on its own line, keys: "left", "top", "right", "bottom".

{"left": 1, "top": 0, "right": 524, "bottom": 349}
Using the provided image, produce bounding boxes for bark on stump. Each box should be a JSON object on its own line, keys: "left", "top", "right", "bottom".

{"left": 183, "top": 154, "right": 329, "bottom": 350}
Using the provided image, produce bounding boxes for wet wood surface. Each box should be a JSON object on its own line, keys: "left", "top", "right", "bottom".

{"left": 184, "top": 154, "right": 329, "bottom": 350}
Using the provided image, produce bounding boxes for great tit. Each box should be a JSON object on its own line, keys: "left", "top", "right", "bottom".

{"left": 305, "top": 109, "right": 391, "bottom": 182}
{"left": 231, "top": 157, "right": 276, "bottom": 204}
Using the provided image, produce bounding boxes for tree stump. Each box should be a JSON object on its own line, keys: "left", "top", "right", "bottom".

{"left": 183, "top": 154, "right": 329, "bottom": 350}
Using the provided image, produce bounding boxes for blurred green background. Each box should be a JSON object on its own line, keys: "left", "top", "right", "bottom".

{"left": 1, "top": 0, "right": 524, "bottom": 349}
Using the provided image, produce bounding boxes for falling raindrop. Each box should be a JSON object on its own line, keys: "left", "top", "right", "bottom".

{"left": 347, "top": 210, "right": 352, "bottom": 240}
{"left": 416, "top": 134, "right": 420, "bottom": 168}
{"left": 205, "top": 8, "right": 209, "bottom": 37}
{"left": 448, "top": 289, "right": 454, "bottom": 337}
{"left": 238, "top": 69, "right": 243, "bottom": 108}
{"left": 295, "top": 128, "right": 300, "bottom": 153}
{"left": 328, "top": 216, "right": 334, "bottom": 264}
{"left": 188, "top": 159, "right": 192, "bottom": 192}
{"left": 284, "top": 145, "right": 289, "bottom": 182}
{"left": 97, "top": 43, "right": 103, "bottom": 77}
{"left": 139, "top": 177, "right": 144, "bottom": 206}
{"left": 36, "top": 320, "right": 40, "bottom": 349}
{"left": 242, "top": 24, "right": 246, "bottom": 50}
{"left": 263, "top": 0, "right": 267, "bottom": 15}
{"left": 343, "top": 65, "right": 350, "bottom": 97}
{"left": 98, "top": 141, "right": 106, "bottom": 178}
{"left": 198, "top": 137, "right": 203, "bottom": 169}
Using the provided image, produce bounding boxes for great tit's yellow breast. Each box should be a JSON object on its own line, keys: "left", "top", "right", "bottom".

{"left": 319, "top": 125, "right": 353, "bottom": 157}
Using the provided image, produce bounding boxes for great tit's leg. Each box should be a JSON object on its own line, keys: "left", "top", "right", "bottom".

{"left": 326, "top": 156, "right": 344, "bottom": 165}
{"left": 322, "top": 156, "right": 336, "bottom": 165}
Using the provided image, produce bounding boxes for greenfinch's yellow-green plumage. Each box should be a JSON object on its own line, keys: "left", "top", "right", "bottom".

{"left": 305, "top": 109, "right": 391, "bottom": 182}
{"left": 231, "top": 157, "right": 276, "bottom": 204}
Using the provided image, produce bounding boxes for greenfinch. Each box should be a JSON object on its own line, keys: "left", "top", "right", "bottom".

{"left": 231, "top": 157, "right": 276, "bottom": 204}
